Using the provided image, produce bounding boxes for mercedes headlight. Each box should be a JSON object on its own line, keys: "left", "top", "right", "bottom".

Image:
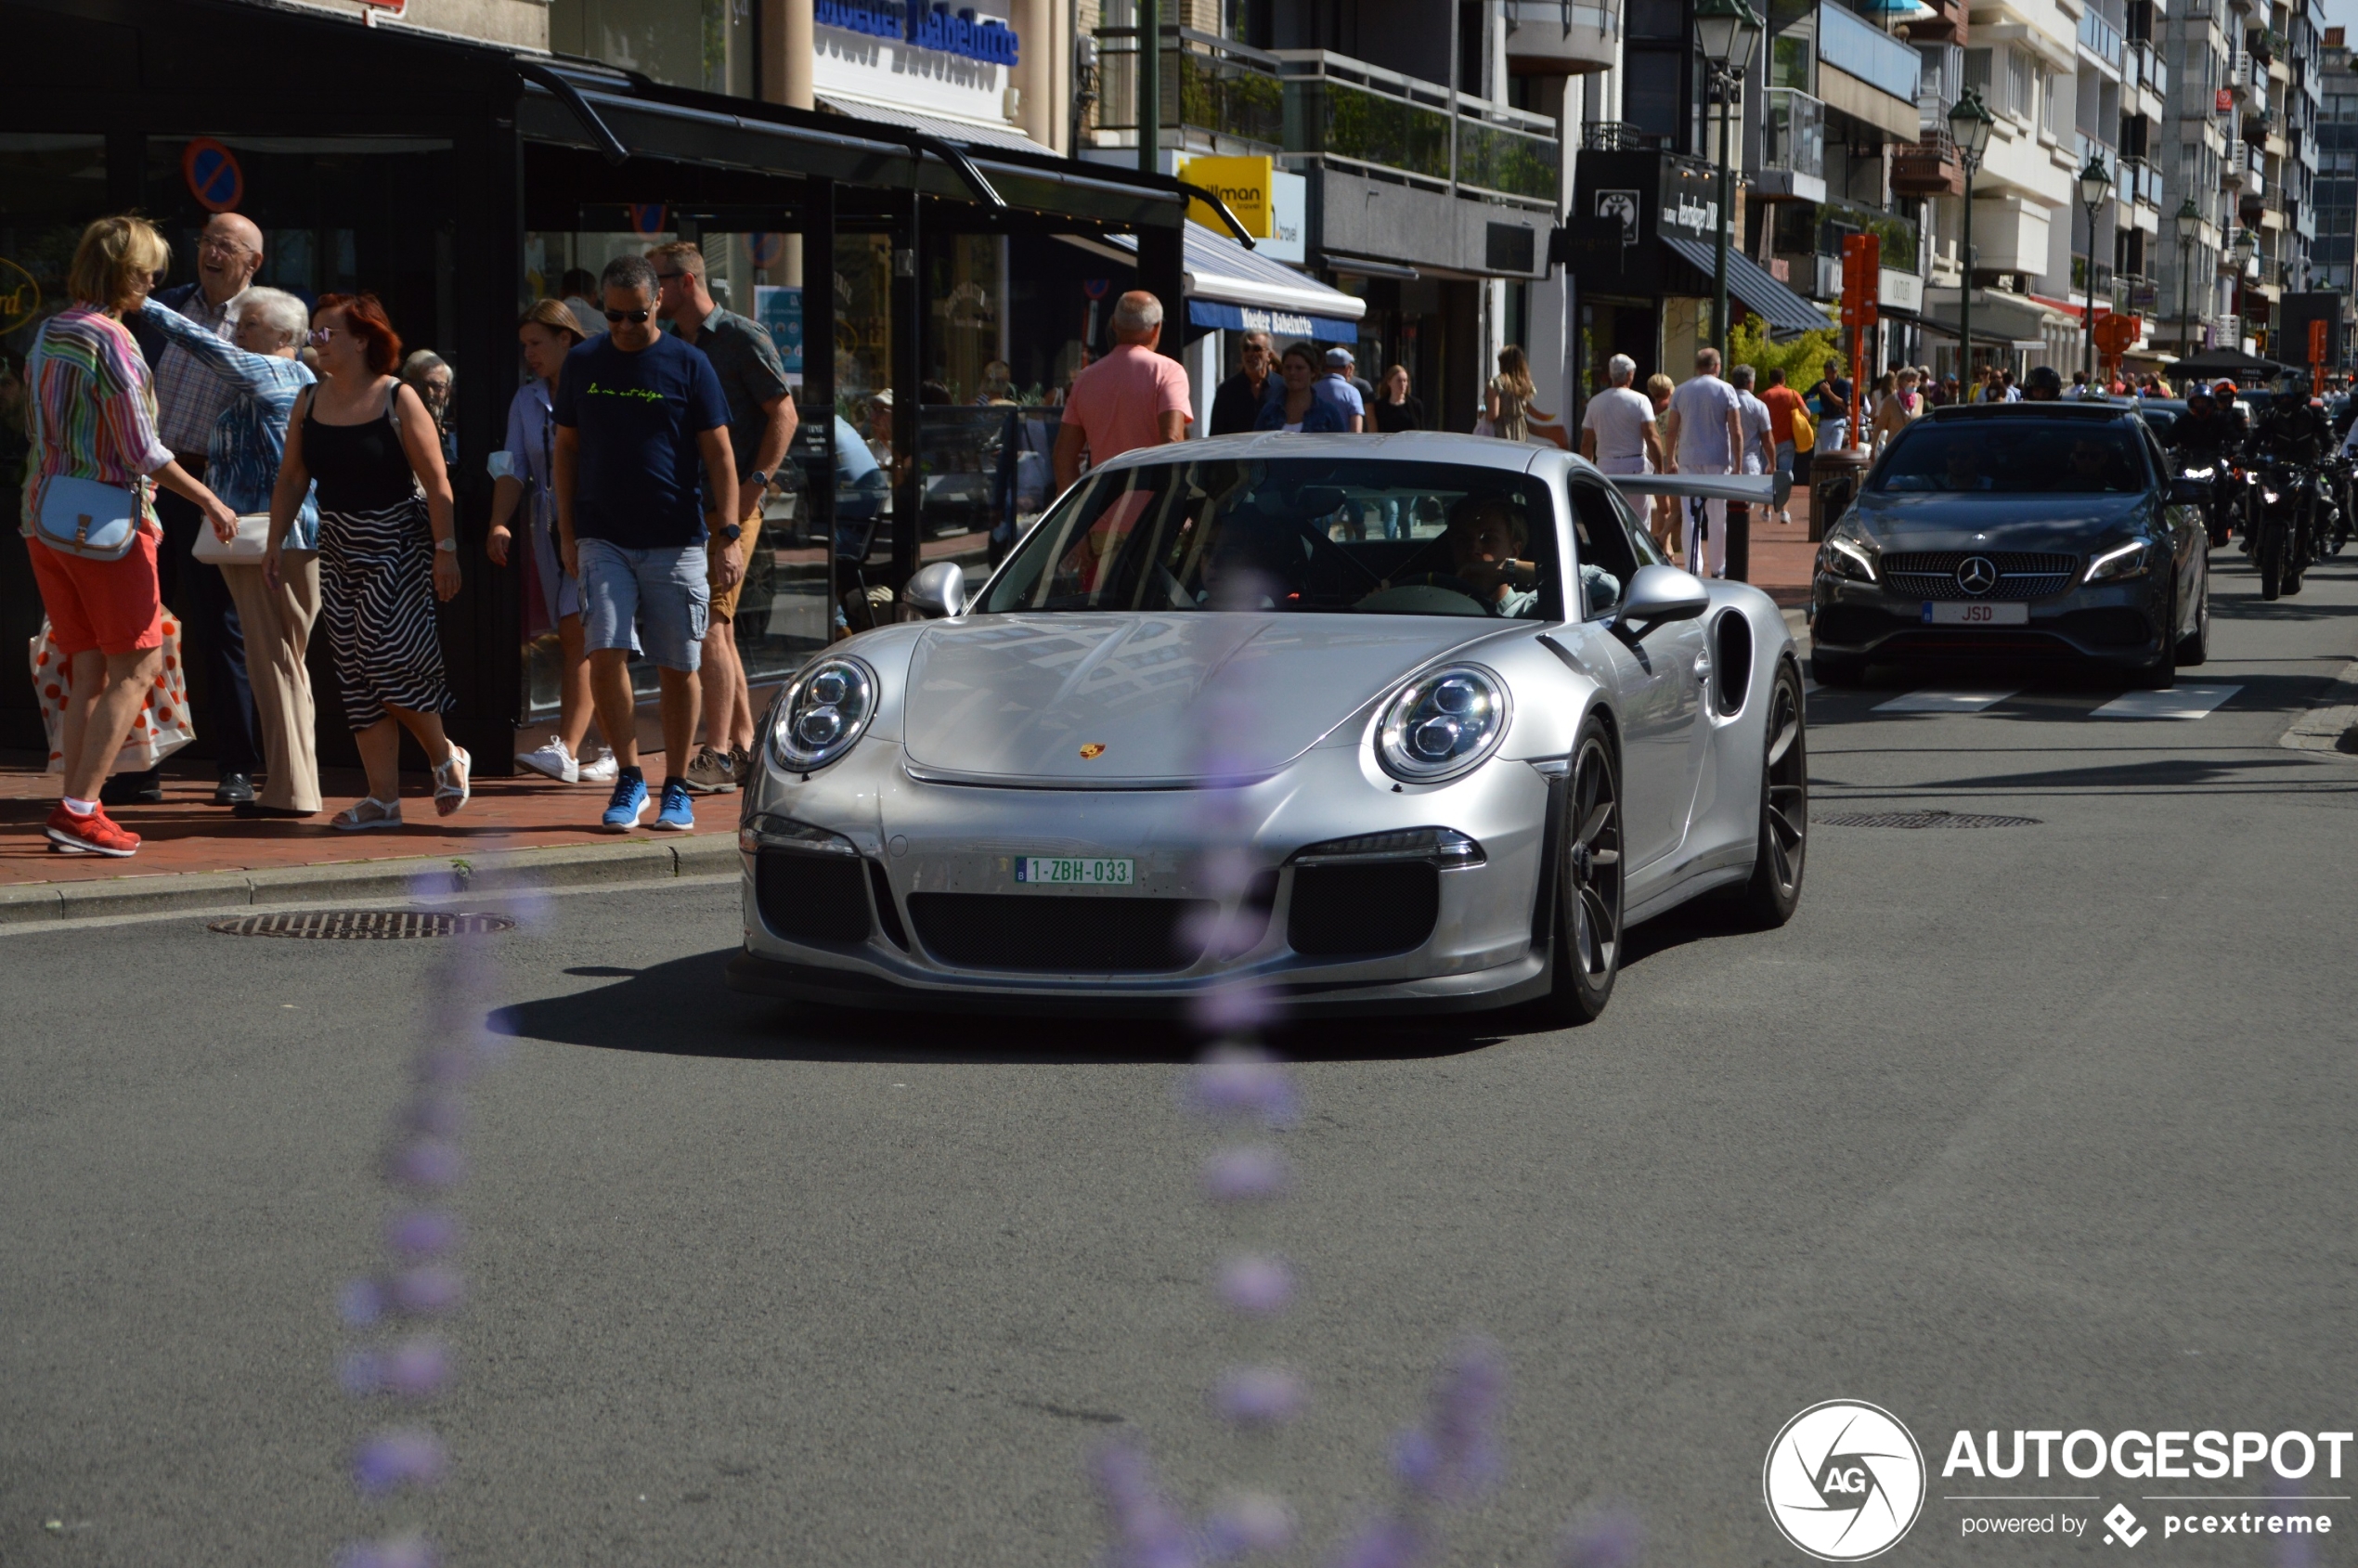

{"left": 1375, "top": 665, "right": 1511, "bottom": 784}
{"left": 2083, "top": 541, "right": 2151, "bottom": 583}
{"left": 1819, "top": 536, "right": 1877, "bottom": 583}
{"left": 771, "top": 655, "right": 878, "bottom": 771}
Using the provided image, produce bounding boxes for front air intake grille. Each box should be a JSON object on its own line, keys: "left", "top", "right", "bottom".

{"left": 1882, "top": 551, "right": 2078, "bottom": 602}
{"left": 1287, "top": 862, "right": 1440, "bottom": 956}
{"left": 757, "top": 849, "right": 873, "bottom": 944}
{"left": 907, "top": 893, "right": 1215, "bottom": 972}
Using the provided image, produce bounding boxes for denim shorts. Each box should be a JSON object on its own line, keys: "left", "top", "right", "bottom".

{"left": 577, "top": 538, "right": 709, "bottom": 672}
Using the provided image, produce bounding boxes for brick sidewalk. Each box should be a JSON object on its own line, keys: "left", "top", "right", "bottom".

{"left": 0, "top": 748, "right": 727, "bottom": 888}
{"left": 1738, "top": 493, "right": 1817, "bottom": 610}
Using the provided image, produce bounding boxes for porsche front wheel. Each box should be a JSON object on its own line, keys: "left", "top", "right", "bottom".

{"left": 1546, "top": 719, "right": 1624, "bottom": 1025}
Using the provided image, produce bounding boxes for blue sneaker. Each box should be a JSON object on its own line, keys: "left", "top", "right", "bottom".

{"left": 602, "top": 771, "right": 649, "bottom": 832}
{"left": 651, "top": 777, "right": 694, "bottom": 832}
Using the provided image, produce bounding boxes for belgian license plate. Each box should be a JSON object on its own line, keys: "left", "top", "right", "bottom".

{"left": 1924, "top": 601, "right": 2028, "bottom": 626}
{"left": 1016, "top": 856, "right": 1134, "bottom": 887}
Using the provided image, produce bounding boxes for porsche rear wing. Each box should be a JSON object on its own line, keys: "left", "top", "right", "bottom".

{"left": 1605, "top": 473, "right": 1782, "bottom": 507}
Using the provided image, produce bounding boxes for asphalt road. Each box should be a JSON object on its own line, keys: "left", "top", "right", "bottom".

{"left": 5, "top": 546, "right": 2356, "bottom": 1568}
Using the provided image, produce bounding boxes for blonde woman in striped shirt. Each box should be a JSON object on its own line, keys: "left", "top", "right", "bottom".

{"left": 23, "top": 215, "right": 238, "bottom": 857}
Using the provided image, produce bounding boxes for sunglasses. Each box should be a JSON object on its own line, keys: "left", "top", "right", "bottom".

{"left": 604, "top": 307, "right": 652, "bottom": 324}
{"left": 308, "top": 326, "right": 340, "bottom": 343}
{"left": 654, "top": 270, "right": 687, "bottom": 283}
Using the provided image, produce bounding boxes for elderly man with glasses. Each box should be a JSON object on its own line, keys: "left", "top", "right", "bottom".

{"left": 122, "top": 211, "right": 268, "bottom": 808}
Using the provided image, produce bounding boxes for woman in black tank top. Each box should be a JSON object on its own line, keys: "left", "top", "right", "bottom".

{"left": 269, "top": 294, "right": 467, "bottom": 830}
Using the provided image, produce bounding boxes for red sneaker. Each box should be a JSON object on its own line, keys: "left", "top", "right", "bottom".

{"left": 45, "top": 804, "right": 140, "bottom": 858}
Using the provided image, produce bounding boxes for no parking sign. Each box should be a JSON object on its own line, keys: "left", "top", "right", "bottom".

{"left": 182, "top": 138, "right": 244, "bottom": 213}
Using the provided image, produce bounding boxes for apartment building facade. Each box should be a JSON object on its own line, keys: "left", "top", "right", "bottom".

{"left": 2318, "top": 29, "right": 2358, "bottom": 292}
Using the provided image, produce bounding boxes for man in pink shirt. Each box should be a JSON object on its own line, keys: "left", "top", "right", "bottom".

{"left": 1053, "top": 291, "right": 1191, "bottom": 490}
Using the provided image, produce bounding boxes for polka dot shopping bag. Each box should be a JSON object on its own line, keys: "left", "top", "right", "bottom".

{"left": 28, "top": 616, "right": 196, "bottom": 775}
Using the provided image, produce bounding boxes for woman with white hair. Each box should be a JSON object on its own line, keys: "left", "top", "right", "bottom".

{"left": 136, "top": 284, "right": 326, "bottom": 817}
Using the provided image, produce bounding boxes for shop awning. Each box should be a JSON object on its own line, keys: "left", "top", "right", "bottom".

{"left": 1921, "top": 287, "right": 2071, "bottom": 350}
{"left": 815, "top": 94, "right": 1044, "bottom": 155}
{"left": 1660, "top": 236, "right": 1832, "bottom": 335}
{"left": 1093, "top": 225, "right": 1367, "bottom": 343}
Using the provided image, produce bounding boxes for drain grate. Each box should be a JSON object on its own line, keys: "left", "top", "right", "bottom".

{"left": 208, "top": 910, "right": 516, "bottom": 940}
{"left": 1817, "top": 809, "right": 2041, "bottom": 830}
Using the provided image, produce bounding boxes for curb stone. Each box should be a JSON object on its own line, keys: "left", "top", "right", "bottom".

{"left": 0, "top": 834, "right": 740, "bottom": 927}
{"left": 2279, "top": 660, "right": 2358, "bottom": 757}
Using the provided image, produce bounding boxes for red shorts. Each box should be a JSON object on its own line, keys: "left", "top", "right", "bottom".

{"left": 27, "top": 529, "right": 164, "bottom": 657}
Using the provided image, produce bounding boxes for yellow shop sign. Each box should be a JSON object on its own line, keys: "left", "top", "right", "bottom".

{"left": 1180, "top": 155, "right": 1275, "bottom": 240}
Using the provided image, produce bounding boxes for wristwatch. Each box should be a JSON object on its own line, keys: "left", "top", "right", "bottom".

{"left": 434, "top": 537, "right": 457, "bottom": 554}
{"left": 745, "top": 469, "right": 771, "bottom": 492}
{"left": 718, "top": 523, "right": 744, "bottom": 543}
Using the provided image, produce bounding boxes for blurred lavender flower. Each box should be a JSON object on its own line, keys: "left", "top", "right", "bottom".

{"left": 1328, "top": 1513, "right": 1425, "bottom": 1568}
{"left": 338, "top": 1339, "right": 453, "bottom": 1400}
{"left": 1192, "top": 982, "right": 1278, "bottom": 1036}
{"left": 1214, "top": 1367, "right": 1307, "bottom": 1427}
{"left": 387, "top": 1138, "right": 465, "bottom": 1191}
{"left": 1394, "top": 1335, "right": 1505, "bottom": 1502}
{"left": 1092, "top": 1440, "right": 1199, "bottom": 1568}
{"left": 333, "top": 1531, "right": 440, "bottom": 1568}
{"left": 1188, "top": 1047, "right": 1300, "bottom": 1128}
{"left": 339, "top": 1278, "right": 386, "bottom": 1328}
{"left": 351, "top": 1429, "right": 447, "bottom": 1496}
{"left": 1201, "top": 1147, "right": 1289, "bottom": 1203}
{"left": 1201, "top": 1491, "right": 1295, "bottom": 1559}
{"left": 389, "top": 1264, "right": 465, "bottom": 1317}
{"left": 1557, "top": 1507, "right": 1643, "bottom": 1568}
{"left": 1215, "top": 1254, "right": 1296, "bottom": 1317}
{"left": 384, "top": 1211, "right": 461, "bottom": 1262}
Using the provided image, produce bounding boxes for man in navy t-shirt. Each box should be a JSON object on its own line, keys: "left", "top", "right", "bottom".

{"left": 553, "top": 253, "right": 736, "bottom": 834}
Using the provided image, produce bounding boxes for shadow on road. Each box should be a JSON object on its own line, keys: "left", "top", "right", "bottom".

{"left": 496, "top": 949, "right": 1524, "bottom": 1064}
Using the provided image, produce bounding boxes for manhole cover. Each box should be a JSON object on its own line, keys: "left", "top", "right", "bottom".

{"left": 1816, "top": 810, "right": 2041, "bottom": 829}
{"left": 207, "top": 910, "right": 515, "bottom": 940}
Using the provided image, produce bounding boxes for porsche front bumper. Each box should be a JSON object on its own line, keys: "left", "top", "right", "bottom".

{"left": 727, "top": 740, "right": 1561, "bottom": 1017}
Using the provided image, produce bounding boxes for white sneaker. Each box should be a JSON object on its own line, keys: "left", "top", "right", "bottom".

{"left": 516, "top": 738, "right": 578, "bottom": 784}
{"left": 577, "top": 748, "right": 619, "bottom": 784}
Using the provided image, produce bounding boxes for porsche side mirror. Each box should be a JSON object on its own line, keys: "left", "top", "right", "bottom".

{"left": 2168, "top": 477, "right": 2212, "bottom": 506}
{"left": 1615, "top": 564, "right": 1710, "bottom": 641}
{"left": 904, "top": 559, "right": 968, "bottom": 619}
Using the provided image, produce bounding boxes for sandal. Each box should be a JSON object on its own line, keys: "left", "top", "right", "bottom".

{"left": 332, "top": 797, "right": 404, "bottom": 832}
{"left": 434, "top": 745, "right": 472, "bottom": 818}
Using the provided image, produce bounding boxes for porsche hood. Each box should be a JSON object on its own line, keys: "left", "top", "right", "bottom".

{"left": 899, "top": 614, "right": 1499, "bottom": 785}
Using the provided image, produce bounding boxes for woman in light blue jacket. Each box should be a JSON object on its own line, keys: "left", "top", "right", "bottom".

{"left": 138, "top": 287, "right": 323, "bottom": 817}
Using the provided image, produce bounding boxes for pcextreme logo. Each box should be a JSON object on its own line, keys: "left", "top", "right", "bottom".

{"left": 1763, "top": 1400, "right": 1928, "bottom": 1561}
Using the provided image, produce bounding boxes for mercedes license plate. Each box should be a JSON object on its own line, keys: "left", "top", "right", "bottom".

{"left": 1016, "top": 856, "right": 1134, "bottom": 887}
{"left": 1924, "top": 601, "right": 2028, "bottom": 626}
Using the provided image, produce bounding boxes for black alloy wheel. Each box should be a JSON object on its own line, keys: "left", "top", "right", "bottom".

{"left": 1547, "top": 719, "right": 1624, "bottom": 1024}
{"left": 1733, "top": 660, "right": 1808, "bottom": 927}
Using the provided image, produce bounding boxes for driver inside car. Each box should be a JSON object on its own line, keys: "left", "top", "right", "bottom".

{"left": 1446, "top": 497, "right": 1544, "bottom": 616}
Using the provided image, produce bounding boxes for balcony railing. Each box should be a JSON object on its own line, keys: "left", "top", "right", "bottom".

{"left": 1766, "top": 86, "right": 1827, "bottom": 181}
{"left": 1582, "top": 120, "right": 1652, "bottom": 150}
{"left": 1094, "top": 27, "right": 1285, "bottom": 148}
{"left": 2074, "top": 128, "right": 2119, "bottom": 175}
{"left": 2079, "top": 6, "right": 2125, "bottom": 69}
{"left": 2126, "top": 39, "right": 2167, "bottom": 96}
{"left": 1892, "top": 127, "right": 1966, "bottom": 194}
{"left": 1274, "top": 51, "right": 1561, "bottom": 203}
{"left": 1819, "top": 2, "right": 1923, "bottom": 101}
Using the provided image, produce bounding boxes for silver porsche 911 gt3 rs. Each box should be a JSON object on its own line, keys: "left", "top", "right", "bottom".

{"left": 725, "top": 431, "right": 1807, "bottom": 1021}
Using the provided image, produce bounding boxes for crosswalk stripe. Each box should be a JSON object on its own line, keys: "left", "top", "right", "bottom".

{"left": 2091, "top": 684, "right": 2243, "bottom": 719}
{"left": 1873, "top": 689, "right": 2019, "bottom": 713}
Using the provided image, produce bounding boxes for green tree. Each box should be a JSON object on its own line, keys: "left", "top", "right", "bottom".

{"left": 1727, "top": 315, "right": 1842, "bottom": 392}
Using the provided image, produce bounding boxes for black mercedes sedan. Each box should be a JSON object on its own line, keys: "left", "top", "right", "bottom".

{"left": 1809, "top": 403, "right": 2211, "bottom": 688}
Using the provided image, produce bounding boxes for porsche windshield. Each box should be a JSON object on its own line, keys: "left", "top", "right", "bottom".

{"left": 1870, "top": 421, "right": 2152, "bottom": 495}
{"left": 975, "top": 458, "right": 1566, "bottom": 620}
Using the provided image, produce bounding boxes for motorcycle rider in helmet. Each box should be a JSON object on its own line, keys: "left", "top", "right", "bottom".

{"left": 2246, "top": 369, "right": 2331, "bottom": 581}
{"left": 2023, "top": 364, "right": 2066, "bottom": 402}
{"left": 2167, "top": 386, "right": 2245, "bottom": 546}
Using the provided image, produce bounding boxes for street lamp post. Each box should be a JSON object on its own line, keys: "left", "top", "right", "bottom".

{"left": 2175, "top": 196, "right": 2200, "bottom": 380}
{"left": 2231, "top": 227, "right": 2259, "bottom": 354}
{"left": 1948, "top": 90, "right": 1994, "bottom": 393}
{"left": 1696, "top": 0, "right": 1765, "bottom": 358}
{"left": 2077, "top": 151, "right": 2112, "bottom": 395}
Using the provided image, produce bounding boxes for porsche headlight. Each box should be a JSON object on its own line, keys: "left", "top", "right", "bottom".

{"left": 2083, "top": 541, "right": 2151, "bottom": 583}
{"left": 1376, "top": 665, "right": 1511, "bottom": 784}
{"left": 771, "top": 655, "right": 878, "bottom": 771}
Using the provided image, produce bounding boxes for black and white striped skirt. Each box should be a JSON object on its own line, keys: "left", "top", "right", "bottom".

{"left": 317, "top": 496, "right": 452, "bottom": 732}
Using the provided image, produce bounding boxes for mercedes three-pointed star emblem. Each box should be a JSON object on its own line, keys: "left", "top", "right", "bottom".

{"left": 1955, "top": 555, "right": 2000, "bottom": 595}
